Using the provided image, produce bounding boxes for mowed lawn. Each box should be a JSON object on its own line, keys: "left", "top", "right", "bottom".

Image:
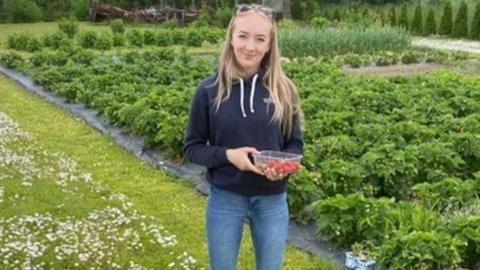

{"left": 0, "top": 72, "right": 339, "bottom": 269}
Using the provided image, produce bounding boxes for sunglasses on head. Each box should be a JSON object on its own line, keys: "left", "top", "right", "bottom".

{"left": 235, "top": 4, "right": 274, "bottom": 18}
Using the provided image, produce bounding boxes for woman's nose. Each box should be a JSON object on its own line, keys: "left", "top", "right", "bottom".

{"left": 245, "top": 38, "right": 255, "bottom": 50}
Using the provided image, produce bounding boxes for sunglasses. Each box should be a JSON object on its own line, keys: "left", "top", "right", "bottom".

{"left": 235, "top": 4, "right": 274, "bottom": 18}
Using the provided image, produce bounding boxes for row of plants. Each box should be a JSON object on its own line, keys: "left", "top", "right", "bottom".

{"left": 0, "top": 48, "right": 213, "bottom": 159}
{"left": 331, "top": 49, "right": 470, "bottom": 68}
{"left": 2, "top": 47, "right": 480, "bottom": 268}
{"left": 6, "top": 28, "right": 224, "bottom": 52}
{"left": 278, "top": 25, "right": 410, "bottom": 58}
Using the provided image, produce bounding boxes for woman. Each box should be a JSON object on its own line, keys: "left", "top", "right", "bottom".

{"left": 184, "top": 4, "right": 303, "bottom": 270}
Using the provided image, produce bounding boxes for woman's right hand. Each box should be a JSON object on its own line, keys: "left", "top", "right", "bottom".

{"left": 226, "top": 147, "right": 264, "bottom": 175}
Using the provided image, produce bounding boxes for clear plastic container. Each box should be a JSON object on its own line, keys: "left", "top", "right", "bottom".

{"left": 252, "top": 150, "right": 302, "bottom": 174}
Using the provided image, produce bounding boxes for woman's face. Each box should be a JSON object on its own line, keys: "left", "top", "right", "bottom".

{"left": 231, "top": 11, "right": 272, "bottom": 76}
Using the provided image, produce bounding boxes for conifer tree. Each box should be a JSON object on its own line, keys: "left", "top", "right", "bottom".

{"left": 333, "top": 8, "right": 341, "bottom": 21}
{"left": 453, "top": 1, "right": 469, "bottom": 38}
{"left": 424, "top": 8, "right": 437, "bottom": 35}
{"left": 471, "top": 2, "right": 480, "bottom": 39}
{"left": 439, "top": 0, "right": 453, "bottom": 35}
{"left": 411, "top": 5, "right": 423, "bottom": 35}
{"left": 291, "top": 0, "right": 302, "bottom": 20}
{"left": 389, "top": 6, "right": 397, "bottom": 26}
{"left": 398, "top": 4, "right": 409, "bottom": 30}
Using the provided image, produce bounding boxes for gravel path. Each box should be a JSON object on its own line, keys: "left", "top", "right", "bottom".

{"left": 413, "top": 37, "right": 480, "bottom": 54}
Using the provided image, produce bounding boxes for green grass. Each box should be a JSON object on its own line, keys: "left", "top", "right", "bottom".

{"left": 0, "top": 74, "right": 339, "bottom": 269}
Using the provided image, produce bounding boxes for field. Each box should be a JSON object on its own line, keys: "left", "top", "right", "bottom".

{"left": 1, "top": 15, "right": 480, "bottom": 270}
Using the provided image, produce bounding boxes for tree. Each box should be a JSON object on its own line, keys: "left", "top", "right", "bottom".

{"left": 4, "top": 0, "right": 42, "bottom": 22}
{"left": 333, "top": 8, "right": 341, "bottom": 21}
{"left": 388, "top": 6, "right": 396, "bottom": 26}
{"left": 304, "top": 0, "right": 316, "bottom": 20}
{"left": 439, "top": 0, "right": 453, "bottom": 36}
{"left": 291, "top": 0, "right": 302, "bottom": 20}
{"left": 411, "top": 5, "right": 423, "bottom": 35}
{"left": 471, "top": 2, "right": 480, "bottom": 39}
{"left": 424, "top": 8, "right": 437, "bottom": 35}
{"left": 398, "top": 4, "right": 408, "bottom": 30}
{"left": 453, "top": 1, "right": 468, "bottom": 38}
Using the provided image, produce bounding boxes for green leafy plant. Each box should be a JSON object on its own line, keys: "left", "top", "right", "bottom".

{"left": 110, "top": 19, "right": 125, "bottom": 34}
{"left": 58, "top": 17, "right": 79, "bottom": 38}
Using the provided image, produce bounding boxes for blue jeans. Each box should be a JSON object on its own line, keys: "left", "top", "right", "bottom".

{"left": 206, "top": 186, "right": 289, "bottom": 270}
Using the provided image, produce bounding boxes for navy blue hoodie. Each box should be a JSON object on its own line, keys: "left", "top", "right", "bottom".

{"left": 184, "top": 69, "right": 303, "bottom": 196}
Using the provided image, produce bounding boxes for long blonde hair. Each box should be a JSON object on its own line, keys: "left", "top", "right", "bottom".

{"left": 213, "top": 6, "right": 302, "bottom": 138}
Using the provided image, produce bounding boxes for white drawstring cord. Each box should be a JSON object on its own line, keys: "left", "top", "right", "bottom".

{"left": 239, "top": 78, "right": 247, "bottom": 118}
{"left": 250, "top": 74, "right": 258, "bottom": 114}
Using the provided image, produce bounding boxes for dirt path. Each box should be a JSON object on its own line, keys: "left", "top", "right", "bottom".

{"left": 344, "top": 60, "right": 480, "bottom": 76}
{"left": 413, "top": 37, "right": 480, "bottom": 55}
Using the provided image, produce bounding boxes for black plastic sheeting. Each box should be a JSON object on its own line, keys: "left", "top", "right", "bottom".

{"left": 0, "top": 66, "right": 346, "bottom": 268}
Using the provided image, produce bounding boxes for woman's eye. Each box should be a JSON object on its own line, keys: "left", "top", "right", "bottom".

{"left": 257, "top": 38, "right": 265, "bottom": 42}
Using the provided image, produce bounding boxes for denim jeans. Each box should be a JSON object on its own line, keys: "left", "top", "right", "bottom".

{"left": 206, "top": 186, "right": 289, "bottom": 270}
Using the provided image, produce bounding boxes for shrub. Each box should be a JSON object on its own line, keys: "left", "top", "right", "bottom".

{"left": 126, "top": 29, "right": 143, "bottom": 47}
{"left": 171, "top": 29, "right": 186, "bottom": 45}
{"left": 27, "top": 38, "right": 41, "bottom": 52}
{"left": 3, "top": 0, "right": 42, "bottom": 22}
{"left": 95, "top": 33, "right": 113, "bottom": 50}
{"left": 411, "top": 5, "right": 423, "bottom": 35}
{"left": 78, "top": 31, "right": 98, "bottom": 49}
{"left": 453, "top": 1, "right": 469, "bottom": 38}
{"left": 156, "top": 29, "right": 173, "bottom": 46}
{"left": 58, "top": 17, "right": 79, "bottom": 38}
{"left": 337, "top": 53, "right": 370, "bottom": 68}
{"left": 50, "top": 31, "right": 68, "bottom": 49}
{"left": 0, "top": 51, "right": 25, "bottom": 69}
{"left": 439, "top": 1, "right": 453, "bottom": 35}
{"left": 185, "top": 28, "right": 202, "bottom": 47}
{"left": 401, "top": 50, "right": 422, "bottom": 64}
{"left": 311, "top": 17, "right": 329, "bottom": 29}
{"left": 112, "top": 33, "right": 125, "bottom": 47}
{"left": 375, "top": 51, "right": 398, "bottom": 66}
{"left": 7, "top": 33, "right": 30, "bottom": 50}
{"left": 424, "top": 8, "right": 437, "bottom": 35}
{"left": 110, "top": 19, "right": 125, "bottom": 34}
{"left": 160, "top": 19, "right": 177, "bottom": 29}
{"left": 398, "top": 4, "right": 409, "bottom": 30}
{"left": 71, "top": 49, "right": 96, "bottom": 65}
{"left": 143, "top": 29, "right": 156, "bottom": 45}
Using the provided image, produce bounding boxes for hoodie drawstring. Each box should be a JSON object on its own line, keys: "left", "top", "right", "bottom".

{"left": 239, "top": 74, "right": 259, "bottom": 118}
{"left": 250, "top": 74, "right": 258, "bottom": 114}
{"left": 239, "top": 78, "right": 247, "bottom": 118}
